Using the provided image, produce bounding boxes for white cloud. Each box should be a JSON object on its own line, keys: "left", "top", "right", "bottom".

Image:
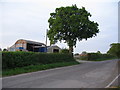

{"left": 1, "top": 0, "right": 119, "bottom": 3}
{"left": 0, "top": 0, "right": 118, "bottom": 53}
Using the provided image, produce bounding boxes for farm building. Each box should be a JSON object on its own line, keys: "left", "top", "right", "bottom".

{"left": 47, "top": 45, "right": 61, "bottom": 53}
{"left": 8, "top": 39, "right": 47, "bottom": 52}
{"left": 8, "top": 39, "right": 61, "bottom": 53}
{"left": 8, "top": 44, "right": 16, "bottom": 51}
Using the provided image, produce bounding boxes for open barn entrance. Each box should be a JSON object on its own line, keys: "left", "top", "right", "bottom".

{"left": 53, "top": 49, "right": 59, "bottom": 53}
{"left": 27, "top": 43, "right": 46, "bottom": 52}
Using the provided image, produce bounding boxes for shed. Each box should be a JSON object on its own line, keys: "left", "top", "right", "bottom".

{"left": 47, "top": 45, "right": 61, "bottom": 53}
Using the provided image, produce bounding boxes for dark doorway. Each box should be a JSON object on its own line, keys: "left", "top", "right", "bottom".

{"left": 34, "top": 48, "right": 39, "bottom": 52}
{"left": 53, "top": 49, "right": 59, "bottom": 53}
{"left": 27, "top": 43, "right": 34, "bottom": 51}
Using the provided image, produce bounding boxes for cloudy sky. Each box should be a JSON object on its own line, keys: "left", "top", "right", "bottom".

{"left": 0, "top": 0, "right": 119, "bottom": 53}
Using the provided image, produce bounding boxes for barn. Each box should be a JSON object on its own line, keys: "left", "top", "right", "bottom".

{"left": 47, "top": 45, "right": 61, "bottom": 53}
{"left": 8, "top": 39, "right": 47, "bottom": 52}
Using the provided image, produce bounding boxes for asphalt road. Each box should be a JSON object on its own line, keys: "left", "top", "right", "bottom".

{"left": 109, "top": 75, "right": 120, "bottom": 87}
{"left": 2, "top": 59, "right": 119, "bottom": 88}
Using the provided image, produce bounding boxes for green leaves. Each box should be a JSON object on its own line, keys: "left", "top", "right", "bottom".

{"left": 2, "top": 52, "right": 75, "bottom": 70}
{"left": 107, "top": 43, "right": 120, "bottom": 58}
{"left": 47, "top": 5, "right": 99, "bottom": 52}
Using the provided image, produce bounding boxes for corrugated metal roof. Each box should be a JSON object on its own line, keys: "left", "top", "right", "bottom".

{"left": 18, "top": 39, "right": 46, "bottom": 46}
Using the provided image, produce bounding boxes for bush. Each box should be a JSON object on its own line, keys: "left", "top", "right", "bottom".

{"left": 79, "top": 53, "right": 116, "bottom": 61}
{"left": 79, "top": 55, "right": 88, "bottom": 60}
{"left": 2, "top": 51, "right": 75, "bottom": 69}
{"left": 107, "top": 43, "right": 120, "bottom": 58}
{"left": 74, "top": 53, "right": 79, "bottom": 56}
{"left": 60, "top": 49, "right": 69, "bottom": 54}
{"left": 87, "top": 53, "right": 116, "bottom": 61}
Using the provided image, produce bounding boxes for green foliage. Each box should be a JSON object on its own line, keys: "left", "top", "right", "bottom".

{"left": 3, "top": 48, "right": 8, "bottom": 51}
{"left": 81, "top": 51, "right": 87, "bottom": 54}
{"left": 87, "top": 53, "right": 116, "bottom": 61}
{"left": 60, "top": 48, "right": 69, "bottom": 54}
{"left": 107, "top": 43, "right": 120, "bottom": 58}
{"left": 3, "top": 61, "right": 79, "bottom": 76}
{"left": 79, "top": 55, "right": 88, "bottom": 60}
{"left": 97, "top": 51, "right": 101, "bottom": 54}
{"left": 2, "top": 51, "right": 75, "bottom": 69}
{"left": 74, "top": 53, "right": 79, "bottom": 56}
{"left": 47, "top": 5, "right": 99, "bottom": 53}
{"left": 79, "top": 53, "right": 116, "bottom": 61}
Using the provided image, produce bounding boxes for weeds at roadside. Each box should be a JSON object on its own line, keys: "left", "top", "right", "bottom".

{"left": 2, "top": 61, "right": 80, "bottom": 77}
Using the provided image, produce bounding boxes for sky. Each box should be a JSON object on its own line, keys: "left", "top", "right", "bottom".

{"left": 0, "top": 0, "right": 119, "bottom": 53}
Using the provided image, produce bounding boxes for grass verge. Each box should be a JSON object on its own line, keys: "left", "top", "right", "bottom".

{"left": 75, "top": 57, "right": 118, "bottom": 61}
{"left": 88, "top": 57, "right": 118, "bottom": 61}
{"left": 109, "top": 86, "right": 120, "bottom": 88}
{"left": 2, "top": 61, "right": 79, "bottom": 77}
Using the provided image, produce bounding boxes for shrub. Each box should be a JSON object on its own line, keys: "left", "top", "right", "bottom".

{"left": 79, "top": 53, "right": 116, "bottom": 61}
{"left": 79, "top": 55, "right": 88, "bottom": 60}
{"left": 60, "top": 49, "right": 69, "bottom": 54}
{"left": 74, "top": 53, "right": 79, "bottom": 56}
{"left": 87, "top": 53, "right": 116, "bottom": 61}
{"left": 107, "top": 43, "right": 120, "bottom": 58}
{"left": 2, "top": 51, "right": 75, "bottom": 69}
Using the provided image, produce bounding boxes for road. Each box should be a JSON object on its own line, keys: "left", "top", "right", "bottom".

{"left": 2, "top": 59, "right": 119, "bottom": 88}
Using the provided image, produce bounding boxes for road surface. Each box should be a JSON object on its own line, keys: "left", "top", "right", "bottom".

{"left": 2, "top": 59, "right": 119, "bottom": 88}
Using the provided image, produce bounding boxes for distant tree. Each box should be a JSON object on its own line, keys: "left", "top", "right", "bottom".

{"left": 3, "top": 48, "right": 8, "bottom": 51}
{"left": 81, "top": 51, "right": 87, "bottom": 54}
{"left": 97, "top": 51, "right": 101, "bottom": 54}
{"left": 107, "top": 43, "right": 120, "bottom": 58}
{"left": 74, "top": 53, "right": 79, "bottom": 56}
{"left": 47, "top": 5, "right": 99, "bottom": 54}
{"left": 0, "top": 48, "right": 2, "bottom": 51}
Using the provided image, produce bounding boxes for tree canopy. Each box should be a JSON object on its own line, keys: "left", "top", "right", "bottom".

{"left": 47, "top": 5, "right": 99, "bottom": 53}
{"left": 107, "top": 43, "right": 120, "bottom": 58}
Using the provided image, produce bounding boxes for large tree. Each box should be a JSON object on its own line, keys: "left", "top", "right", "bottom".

{"left": 107, "top": 43, "right": 120, "bottom": 58}
{"left": 47, "top": 5, "right": 99, "bottom": 53}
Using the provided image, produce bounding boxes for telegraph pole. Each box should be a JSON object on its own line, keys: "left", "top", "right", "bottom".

{"left": 45, "top": 29, "right": 48, "bottom": 52}
{"left": 46, "top": 29, "right": 48, "bottom": 46}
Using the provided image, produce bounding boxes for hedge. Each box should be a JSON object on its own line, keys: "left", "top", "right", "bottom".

{"left": 87, "top": 53, "right": 116, "bottom": 61}
{"left": 2, "top": 51, "right": 75, "bottom": 69}
{"left": 79, "top": 53, "right": 116, "bottom": 61}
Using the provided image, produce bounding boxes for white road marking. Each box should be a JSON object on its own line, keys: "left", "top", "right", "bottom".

{"left": 105, "top": 73, "right": 120, "bottom": 88}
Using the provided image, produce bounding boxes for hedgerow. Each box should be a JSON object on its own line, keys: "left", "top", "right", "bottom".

{"left": 2, "top": 51, "right": 75, "bottom": 69}
{"left": 3, "top": 61, "right": 79, "bottom": 76}
{"left": 87, "top": 53, "right": 116, "bottom": 61}
{"left": 79, "top": 53, "right": 116, "bottom": 61}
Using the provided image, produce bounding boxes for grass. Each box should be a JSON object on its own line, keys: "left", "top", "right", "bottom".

{"left": 88, "top": 57, "right": 118, "bottom": 61}
{"left": 0, "top": 71, "right": 2, "bottom": 77}
{"left": 75, "top": 56, "right": 118, "bottom": 61}
{"left": 2, "top": 61, "right": 80, "bottom": 77}
{"left": 109, "top": 86, "right": 120, "bottom": 88}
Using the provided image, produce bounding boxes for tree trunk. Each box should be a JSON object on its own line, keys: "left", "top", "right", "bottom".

{"left": 69, "top": 46, "right": 73, "bottom": 57}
